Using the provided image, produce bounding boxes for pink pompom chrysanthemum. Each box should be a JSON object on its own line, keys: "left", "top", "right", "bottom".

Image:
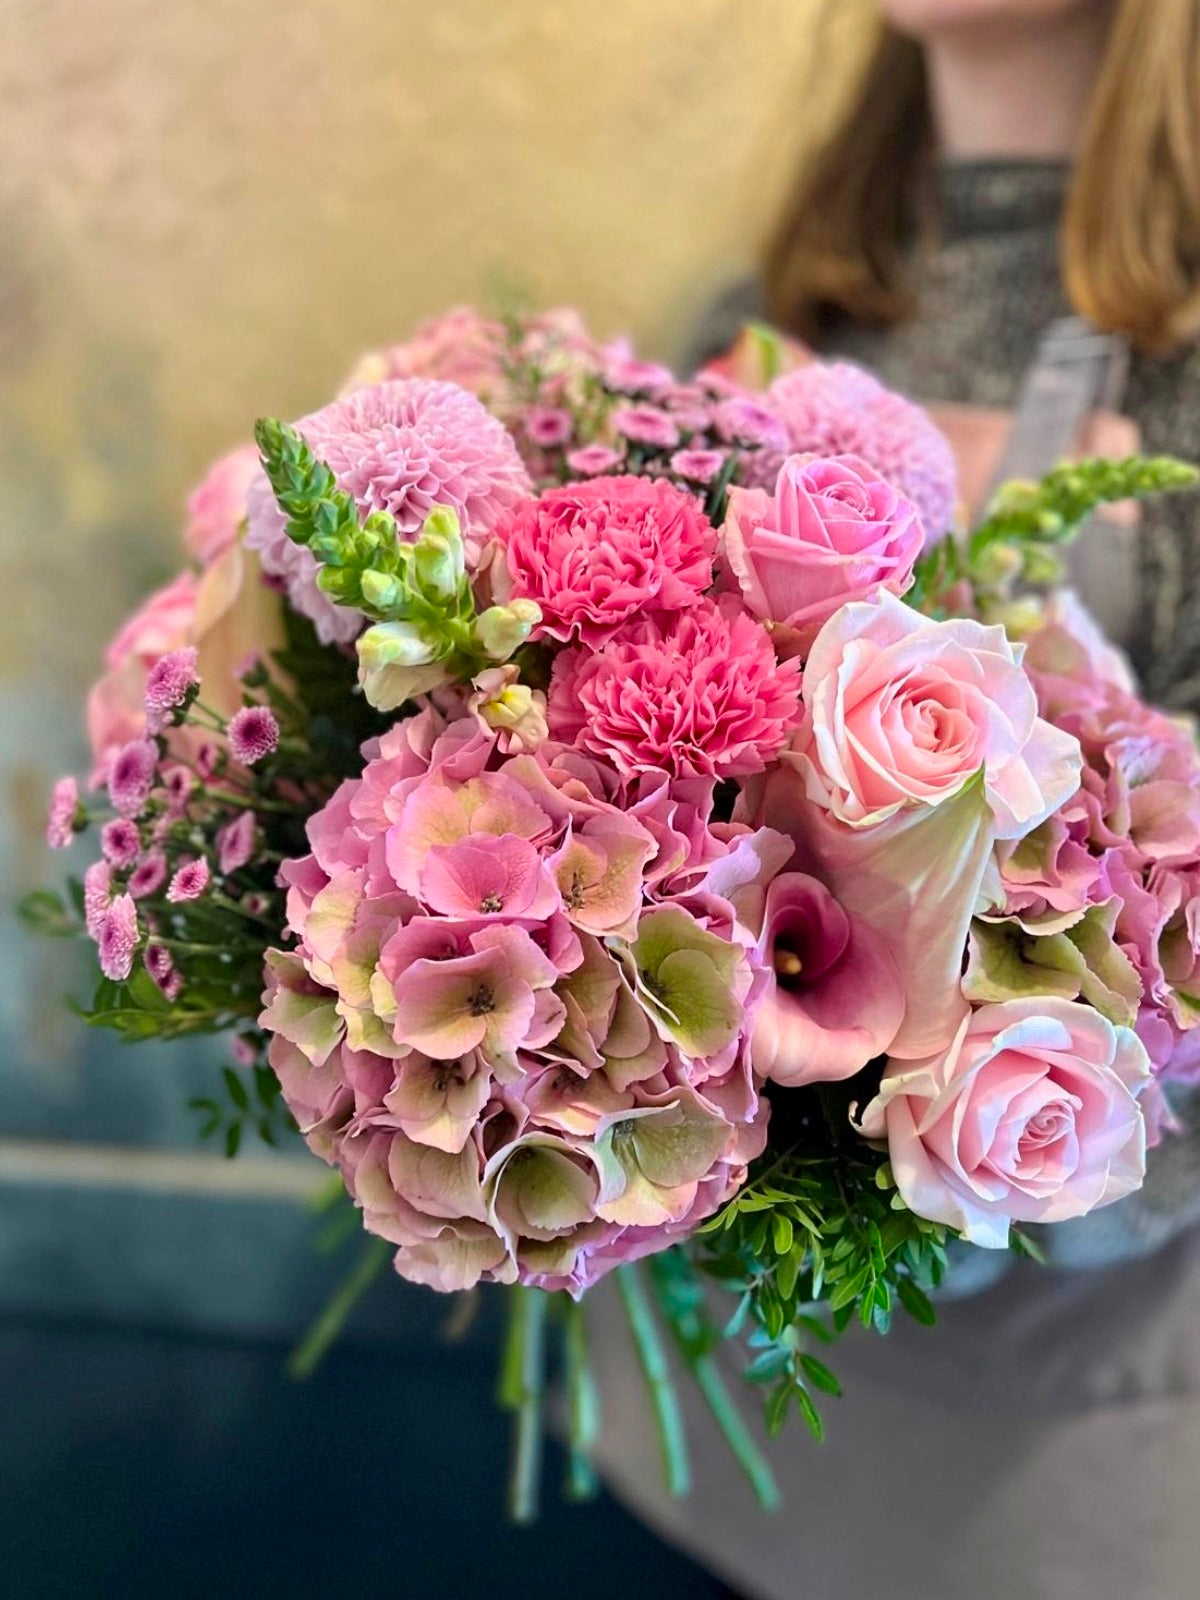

{"left": 766, "top": 360, "right": 958, "bottom": 544}
{"left": 100, "top": 818, "right": 142, "bottom": 869}
{"left": 98, "top": 894, "right": 139, "bottom": 982}
{"left": 491, "top": 476, "right": 717, "bottom": 646}
{"left": 108, "top": 740, "right": 159, "bottom": 818}
{"left": 547, "top": 596, "right": 803, "bottom": 781}
{"left": 46, "top": 777, "right": 80, "bottom": 849}
{"left": 245, "top": 378, "right": 532, "bottom": 644}
{"left": 167, "top": 857, "right": 211, "bottom": 903}
{"left": 228, "top": 706, "right": 280, "bottom": 765}
{"left": 144, "top": 647, "right": 199, "bottom": 733}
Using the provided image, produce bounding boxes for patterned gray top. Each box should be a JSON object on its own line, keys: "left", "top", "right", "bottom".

{"left": 697, "top": 159, "right": 1200, "bottom": 1276}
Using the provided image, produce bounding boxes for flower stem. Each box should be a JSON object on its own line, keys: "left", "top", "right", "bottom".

{"left": 689, "top": 1352, "right": 780, "bottom": 1511}
{"left": 501, "top": 1286, "right": 549, "bottom": 1525}
{"left": 616, "top": 1263, "right": 690, "bottom": 1497}
{"left": 563, "top": 1296, "right": 600, "bottom": 1501}
{"left": 286, "top": 1234, "right": 390, "bottom": 1381}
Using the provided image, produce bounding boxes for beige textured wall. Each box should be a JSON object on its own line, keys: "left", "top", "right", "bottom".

{"left": 0, "top": 0, "right": 872, "bottom": 700}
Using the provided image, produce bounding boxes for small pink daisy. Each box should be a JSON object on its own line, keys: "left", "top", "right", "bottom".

{"left": 108, "top": 740, "right": 159, "bottom": 818}
{"left": 128, "top": 850, "right": 169, "bottom": 901}
{"left": 101, "top": 818, "right": 142, "bottom": 870}
{"left": 565, "top": 445, "right": 623, "bottom": 477}
{"left": 144, "top": 647, "right": 199, "bottom": 733}
{"left": 98, "top": 895, "right": 139, "bottom": 982}
{"left": 524, "top": 407, "right": 574, "bottom": 448}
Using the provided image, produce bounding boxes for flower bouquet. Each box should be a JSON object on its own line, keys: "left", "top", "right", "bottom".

{"left": 30, "top": 307, "right": 1200, "bottom": 1517}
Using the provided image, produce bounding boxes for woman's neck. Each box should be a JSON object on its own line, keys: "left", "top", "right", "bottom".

{"left": 925, "top": 5, "right": 1115, "bottom": 161}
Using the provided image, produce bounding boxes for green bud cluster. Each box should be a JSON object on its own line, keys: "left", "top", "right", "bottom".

{"left": 253, "top": 417, "right": 542, "bottom": 709}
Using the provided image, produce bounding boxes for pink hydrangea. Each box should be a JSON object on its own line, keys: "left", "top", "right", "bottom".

{"left": 264, "top": 708, "right": 782, "bottom": 1295}
{"left": 244, "top": 379, "right": 533, "bottom": 644}
{"left": 547, "top": 598, "right": 803, "bottom": 781}
{"left": 490, "top": 476, "right": 717, "bottom": 646}
{"left": 766, "top": 360, "right": 959, "bottom": 546}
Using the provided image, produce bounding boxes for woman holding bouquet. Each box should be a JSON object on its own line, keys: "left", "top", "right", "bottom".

{"left": 597, "top": 2, "right": 1200, "bottom": 1594}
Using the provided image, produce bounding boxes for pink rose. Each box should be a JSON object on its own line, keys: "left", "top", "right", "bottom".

{"left": 857, "top": 997, "right": 1149, "bottom": 1247}
{"left": 183, "top": 445, "right": 260, "bottom": 566}
{"left": 759, "top": 594, "right": 1081, "bottom": 1056}
{"left": 87, "top": 573, "right": 200, "bottom": 766}
{"left": 724, "top": 454, "right": 923, "bottom": 654}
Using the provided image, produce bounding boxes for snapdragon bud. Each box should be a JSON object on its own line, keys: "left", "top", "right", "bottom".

{"left": 412, "top": 505, "right": 466, "bottom": 601}
{"left": 360, "top": 569, "right": 404, "bottom": 612}
{"left": 357, "top": 621, "right": 450, "bottom": 712}
{"left": 475, "top": 599, "right": 542, "bottom": 661}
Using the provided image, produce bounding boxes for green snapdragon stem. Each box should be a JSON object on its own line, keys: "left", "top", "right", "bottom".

{"left": 615, "top": 1264, "right": 690, "bottom": 1497}
{"left": 286, "top": 1235, "right": 390, "bottom": 1380}
{"left": 563, "top": 1297, "right": 600, "bottom": 1501}
{"left": 688, "top": 1353, "right": 781, "bottom": 1512}
{"left": 501, "top": 1287, "right": 549, "bottom": 1525}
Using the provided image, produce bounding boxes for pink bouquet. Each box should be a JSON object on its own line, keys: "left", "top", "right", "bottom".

{"left": 31, "top": 307, "right": 1199, "bottom": 1516}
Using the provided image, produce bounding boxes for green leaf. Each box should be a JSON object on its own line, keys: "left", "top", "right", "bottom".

{"left": 897, "top": 1277, "right": 936, "bottom": 1326}
{"left": 222, "top": 1066, "right": 250, "bottom": 1112}
{"left": 799, "top": 1354, "right": 842, "bottom": 1398}
{"left": 18, "top": 889, "right": 79, "bottom": 938}
{"left": 794, "top": 1386, "right": 825, "bottom": 1443}
{"left": 224, "top": 1121, "right": 243, "bottom": 1160}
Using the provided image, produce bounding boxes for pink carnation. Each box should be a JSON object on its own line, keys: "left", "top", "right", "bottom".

{"left": 766, "top": 360, "right": 959, "bottom": 546}
{"left": 245, "top": 379, "right": 532, "bottom": 644}
{"left": 264, "top": 709, "right": 780, "bottom": 1295}
{"left": 491, "top": 476, "right": 717, "bottom": 646}
{"left": 547, "top": 598, "right": 802, "bottom": 781}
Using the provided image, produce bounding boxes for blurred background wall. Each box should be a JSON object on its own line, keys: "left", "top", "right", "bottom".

{"left": 0, "top": 0, "right": 872, "bottom": 1288}
{"left": 0, "top": 0, "right": 873, "bottom": 699}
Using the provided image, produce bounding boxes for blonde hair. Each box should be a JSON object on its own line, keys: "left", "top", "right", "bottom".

{"left": 765, "top": 0, "right": 1200, "bottom": 354}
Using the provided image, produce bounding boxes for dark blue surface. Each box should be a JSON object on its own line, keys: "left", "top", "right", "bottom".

{"left": 0, "top": 1313, "right": 739, "bottom": 1600}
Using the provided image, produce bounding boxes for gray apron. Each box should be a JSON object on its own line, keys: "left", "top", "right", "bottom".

{"left": 590, "top": 324, "right": 1200, "bottom": 1600}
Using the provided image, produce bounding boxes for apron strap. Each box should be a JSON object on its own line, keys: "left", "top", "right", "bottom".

{"left": 987, "top": 316, "right": 1136, "bottom": 645}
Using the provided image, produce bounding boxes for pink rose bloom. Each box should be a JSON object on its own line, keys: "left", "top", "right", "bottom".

{"left": 766, "top": 360, "right": 959, "bottom": 547}
{"left": 342, "top": 308, "right": 507, "bottom": 400}
{"left": 750, "top": 872, "right": 905, "bottom": 1084}
{"left": 764, "top": 594, "right": 1080, "bottom": 1056}
{"left": 857, "top": 997, "right": 1150, "bottom": 1247}
{"left": 245, "top": 379, "right": 532, "bottom": 645}
{"left": 183, "top": 446, "right": 259, "bottom": 566}
{"left": 490, "top": 476, "right": 717, "bottom": 646}
{"left": 723, "top": 453, "right": 924, "bottom": 655}
{"left": 548, "top": 597, "right": 803, "bottom": 781}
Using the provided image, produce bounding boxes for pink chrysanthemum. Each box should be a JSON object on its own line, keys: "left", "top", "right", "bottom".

{"left": 128, "top": 850, "right": 168, "bottom": 901}
{"left": 244, "top": 378, "right": 532, "bottom": 644}
{"left": 547, "top": 597, "right": 803, "bottom": 780}
{"left": 46, "top": 776, "right": 80, "bottom": 850}
{"left": 524, "top": 407, "right": 574, "bottom": 448}
{"left": 565, "top": 444, "right": 623, "bottom": 477}
{"left": 228, "top": 706, "right": 279, "bottom": 765}
{"left": 670, "top": 448, "right": 727, "bottom": 484}
{"left": 766, "top": 361, "right": 958, "bottom": 544}
{"left": 611, "top": 405, "right": 681, "bottom": 451}
{"left": 83, "top": 860, "right": 112, "bottom": 939}
{"left": 491, "top": 476, "right": 717, "bottom": 646}
{"left": 98, "top": 895, "right": 139, "bottom": 982}
{"left": 144, "top": 647, "right": 199, "bottom": 733}
{"left": 100, "top": 818, "right": 142, "bottom": 869}
{"left": 217, "top": 811, "right": 258, "bottom": 875}
{"left": 108, "top": 740, "right": 159, "bottom": 818}
{"left": 168, "top": 857, "right": 211, "bottom": 903}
